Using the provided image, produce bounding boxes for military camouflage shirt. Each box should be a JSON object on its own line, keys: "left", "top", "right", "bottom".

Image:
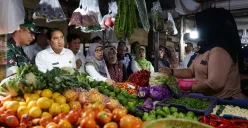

{"left": 7, "top": 38, "right": 31, "bottom": 67}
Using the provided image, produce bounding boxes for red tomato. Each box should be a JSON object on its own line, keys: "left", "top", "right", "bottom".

{"left": 80, "top": 117, "right": 96, "bottom": 128}
{"left": 83, "top": 103, "right": 92, "bottom": 110}
{"left": 96, "top": 110, "right": 112, "bottom": 124}
{"left": 19, "top": 123, "right": 27, "bottom": 128}
{"left": 112, "top": 108, "right": 127, "bottom": 122}
{"left": 20, "top": 114, "right": 31, "bottom": 124}
{"left": 53, "top": 116, "right": 62, "bottom": 124}
{"left": 81, "top": 109, "right": 95, "bottom": 119}
{"left": 58, "top": 119, "right": 72, "bottom": 128}
{"left": 133, "top": 117, "right": 143, "bottom": 128}
{"left": 58, "top": 112, "right": 67, "bottom": 119}
{"left": 81, "top": 118, "right": 96, "bottom": 127}
{"left": 66, "top": 113, "right": 78, "bottom": 125}
{"left": 40, "top": 116, "right": 53, "bottom": 127}
{"left": 119, "top": 115, "right": 135, "bottom": 128}
{"left": 103, "top": 122, "right": 118, "bottom": 128}
{"left": 4, "top": 109, "right": 15, "bottom": 115}
{"left": 5, "top": 115, "right": 19, "bottom": 127}
{"left": 0, "top": 114, "right": 7, "bottom": 124}
{"left": 69, "top": 109, "right": 81, "bottom": 118}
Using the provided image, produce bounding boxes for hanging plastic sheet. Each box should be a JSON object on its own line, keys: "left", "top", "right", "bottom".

{"left": 100, "top": 1, "right": 117, "bottom": 30}
{"left": 135, "top": 0, "right": 150, "bottom": 32}
{"left": 0, "top": 0, "right": 25, "bottom": 34}
{"left": 33, "top": 0, "right": 66, "bottom": 22}
{"left": 151, "top": 1, "right": 165, "bottom": 32}
{"left": 165, "top": 12, "right": 178, "bottom": 35}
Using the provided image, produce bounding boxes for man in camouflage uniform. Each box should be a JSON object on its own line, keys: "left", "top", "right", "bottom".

{"left": 7, "top": 23, "right": 37, "bottom": 77}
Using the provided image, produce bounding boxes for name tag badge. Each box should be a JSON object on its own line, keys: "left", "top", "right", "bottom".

{"left": 52, "top": 62, "right": 59, "bottom": 65}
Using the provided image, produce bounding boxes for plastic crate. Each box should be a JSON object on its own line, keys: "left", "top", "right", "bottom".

{"left": 156, "top": 93, "right": 217, "bottom": 115}
{"left": 212, "top": 98, "right": 248, "bottom": 120}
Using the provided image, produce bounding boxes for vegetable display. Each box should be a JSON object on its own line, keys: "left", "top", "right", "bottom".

{"left": 163, "top": 97, "right": 209, "bottom": 110}
{"left": 114, "top": 0, "right": 138, "bottom": 40}
{"left": 142, "top": 106, "right": 198, "bottom": 121}
{"left": 200, "top": 114, "right": 248, "bottom": 128}
{"left": 212, "top": 105, "right": 248, "bottom": 119}
{"left": 135, "top": 0, "right": 150, "bottom": 32}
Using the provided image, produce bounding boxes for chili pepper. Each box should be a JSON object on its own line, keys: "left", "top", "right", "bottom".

{"left": 217, "top": 118, "right": 230, "bottom": 128}
{"left": 231, "top": 119, "right": 248, "bottom": 125}
{"left": 209, "top": 114, "right": 219, "bottom": 120}
{"left": 200, "top": 115, "right": 209, "bottom": 124}
{"left": 228, "top": 126, "right": 245, "bottom": 128}
{"left": 209, "top": 120, "right": 218, "bottom": 127}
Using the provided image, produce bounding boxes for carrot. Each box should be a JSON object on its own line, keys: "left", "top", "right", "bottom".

{"left": 32, "top": 118, "right": 41, "bottom": 126}
{"left": 0, "top": 95, "right": 12, "bottom": 102}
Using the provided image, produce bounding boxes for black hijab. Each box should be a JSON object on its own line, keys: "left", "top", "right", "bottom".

{"left": 195, "top": 8, "right": 241, "bottom": 63}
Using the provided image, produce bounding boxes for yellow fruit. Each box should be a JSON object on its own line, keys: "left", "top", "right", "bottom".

{"left": 41, "top": 89, "right": 53, "bottom": 98}
{"left": 90, "top": 93, "right": 103, "bottom": 103}
{"left": 63, "top": 89, "right": 78, "bottom": 102}
{"left": 37, "top": 97, "right": 52, "bottom": 109}
{"left": 17, "top": 106, "right": 29, "bottom": 119}
{"left": 3, "top": 100, "right": 11, "bottom": 107}
{"left": 50, "top": 99, "right": 54, "bottom": 104}
{"left": 35, "top": 90, "right": 43, "bottom": 96}
{"left": 49, "top": 103, "right": 61, "bottom": 116}
{"left": 19, "top": 102, "right": 27, "bottom": 106}
{"left": 55, "top": 95, "right": 66, "bottom": 104}
{"left": 46, "top": 122, "right": 58, "bottom": 128}
{"left": 52, "top": 92, "right": 61, "bottom": 99}
{"left": 26, "top": 94, "right": 40, "bottom": 103}
{"left": 6, "top": 101, "right": 20, "bottom": 112}
{"left": 24, "top": 93, "right": 31, "bottom": 99}
{"left": 42, "top": 112, "right": 52, "bottom": 118}
{"left": 32, "top": 126, "right": 44, "bottom": 128}
{"left": 69, "top": 101, "right": 81, "bottom": 109}
{"left": 61, "top": 104, "right": 70, "bottom": 113}
{"left": 27, "top": 100, "right": 37, "bottom": 110}
{"left": 29, "top": 107, "right": 42, "bottom": 118}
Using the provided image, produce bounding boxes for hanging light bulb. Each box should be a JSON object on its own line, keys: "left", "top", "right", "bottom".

{"left": 241, "top": 29, "right": 248, "bottom": 44}
{"left": 190, "top": 30, "right": 199, "bottom": 39}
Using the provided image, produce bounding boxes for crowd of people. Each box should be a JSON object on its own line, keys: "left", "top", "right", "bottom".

{"left": 6, "top": 8, "right": 248, "bottom": 99}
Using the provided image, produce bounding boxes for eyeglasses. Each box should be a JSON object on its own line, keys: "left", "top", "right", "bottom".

{"left": 95, "top": 49, "right": 103, "bottom": 53}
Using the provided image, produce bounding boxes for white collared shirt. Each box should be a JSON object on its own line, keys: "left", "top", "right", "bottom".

{"left": 179, "top": 51, "right": 195, "bottom": 69}
{"left": 35, "top": 46, "right": 76, "bottom": 73}
{"left": 75, "top": 51, "right": 86, "bottom": 73}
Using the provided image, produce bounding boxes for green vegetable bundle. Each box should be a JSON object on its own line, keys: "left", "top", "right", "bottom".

{"left": 114, "top": 0, "right": 138, "bottom": 40}
{"left": 135, "top": 0, "right": 150, "bottom": 32}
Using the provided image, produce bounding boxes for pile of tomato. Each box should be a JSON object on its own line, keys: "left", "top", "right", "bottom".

{"left": 0, "top": 101, "right": 146, "bottom": 128}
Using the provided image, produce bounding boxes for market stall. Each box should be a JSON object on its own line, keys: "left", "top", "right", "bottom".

{"left": 1, "top": 0, "right": 248, "bottom": 128}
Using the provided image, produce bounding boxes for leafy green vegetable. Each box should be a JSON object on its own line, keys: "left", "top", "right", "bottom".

{"left": 164, "top": 97, "right": 209, "bottom": 110}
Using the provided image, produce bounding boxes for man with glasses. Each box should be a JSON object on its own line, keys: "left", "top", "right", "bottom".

{"left": 7, "top": 23, "right": 37, "bottom": 77}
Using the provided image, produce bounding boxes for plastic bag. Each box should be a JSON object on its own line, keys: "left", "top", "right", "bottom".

{"left": 151, "top": 0, "right": 165, "bottom": 32}
{"left": 0, "top": 0, "right": 24, "bottom": 34}
{"left": 165, "top": 12, "right": 178, "bottom": 35}
{"left": 100, "top": 1, "right": 117, "bottom": 30}
{"left": 135, "top": 0, "right": 150, "bottom": 32}
{"left": 33, "top": 0, "right": 66, "bottom": 22}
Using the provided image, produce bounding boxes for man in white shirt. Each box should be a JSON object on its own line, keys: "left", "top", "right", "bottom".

{"left": 23, "top": 27, "right": 49, "bottom": 64}
{"left": 180, "top": 42, "right": 195, "bottom": 68}
{"left": 35, "top": 28, "right": 76, "bottom": 73}
{"left": 67, "top": 34, "right": 86, "bottom": 73}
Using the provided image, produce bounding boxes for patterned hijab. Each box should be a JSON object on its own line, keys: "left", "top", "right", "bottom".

{"left": 135, "top": 46, "right": 151, "bottom": 70}
{"left": 86, "top": 43, "right": 107, "bottom": 77}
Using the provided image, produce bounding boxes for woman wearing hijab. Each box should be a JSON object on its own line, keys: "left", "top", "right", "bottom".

{"left": 85, "top": 43, "right": 115, "bottom": 85}
{"left": 131, "top": 46, "right": 154, "bottom": 73}
{"left": 104, "top": 46, "right": 127, "bottom": 82}
{"left": 160, "top": 8, "right": 247, "bottom": 99}
{"left": 158, "top": 46, "right": 171, "bottom": 68}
